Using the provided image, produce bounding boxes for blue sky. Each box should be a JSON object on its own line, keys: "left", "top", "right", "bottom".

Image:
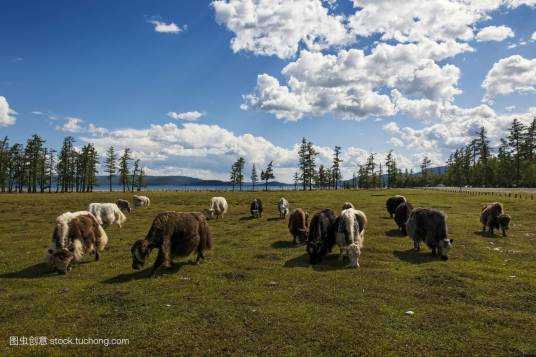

{"left": 1, "top": 0, "right": 536, "bottom": 181}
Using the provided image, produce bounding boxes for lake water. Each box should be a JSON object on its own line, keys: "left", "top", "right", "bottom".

{"left": 93, "top": 185, "right": 296, "bottom": 192}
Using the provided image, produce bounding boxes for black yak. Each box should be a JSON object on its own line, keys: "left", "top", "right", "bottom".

{"left": 288, "top": 208, "right": 309, "bottom": 245}
{"left": 480, "top": 202, "right": 511, "bottom": 236}
{"left": 386, "top": 195, "right": 407, "bottom": 218}
{"left": 394, "top": 201, "right": 413, "bottom": 235}
{"left": 306, "top": 209, "right": 337, "bottom": 264}
{"left": 131, "top": 211, "right": 212, "bottom": 276}
{"left": 406, "top": 208, "right": 452, "bottom": 260}
{"left": 250, "top": 198, "right": 263, "bottom": 218}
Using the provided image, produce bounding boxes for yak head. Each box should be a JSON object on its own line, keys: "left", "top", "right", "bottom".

{"left": 498, "top": 214, "right": 511, "bottom": 236}
{"left": 438, "top": 238, "right": 454, "bottom": 260}
{"left": 47, "top": 248, "right": 75, "bottom": 275}
{"left": 296, "top": 227, "right": 309, "bottom": 244}
{"left": 204, "top": 208, "right": 216, "bottom": 220}
{"left": 131, "top": 239, "right": 151, "bottom": 270}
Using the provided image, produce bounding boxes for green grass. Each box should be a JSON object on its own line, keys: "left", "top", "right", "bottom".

{"left": 1, "top": 189, "right": 535, "bottom": 356}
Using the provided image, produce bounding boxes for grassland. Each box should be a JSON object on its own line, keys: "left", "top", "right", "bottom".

{"left": 0, "top": 189, "right": 535, "bottom": 356}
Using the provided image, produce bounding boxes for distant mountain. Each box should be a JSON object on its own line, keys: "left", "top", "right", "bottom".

{"left": 94, "top": 175, "right": 292, "bottom": 187}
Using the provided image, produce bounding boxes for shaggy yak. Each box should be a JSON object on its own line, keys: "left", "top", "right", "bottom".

{"left": 288, "top": 208, "right": 309, "bottom": 245}
{"left": 394, "top": 201, "right": 413, "bottom": 235}
{"left": 250, "top": 198, "right": 263, "bottom": 218}
{"left": 480, "top": 202, "right": 511, "bottom": 236}
{"left": 46, "top": 211, "right": 108, "bottom": 274}
{"left": 278, "top": 198, "right": 290, "bottom": 219}
{"left": 406, "top": 208, "right": 453, "bottom": 260}
{"left": 88, "top": 203, "right": 127, "bottom": 229}
{"left": 204, "top": 196, "right": 228, "bottom": 220}
{"left": 133, "top": 195, "right": 150, "bottom": 208}
{"left": 131, "top": 211, "right": 212, "bottom": 276}
{"left": 306, "top": 209, "right": 337, "bottom": 265}
{"left": 386, "top": 195, "right": 407, "bottom": 218}
{"left": 335, "top": 208, "right": 367, "bottom": 268}
{"left": 116, "top": 199, "right": 131, "bottom": 213}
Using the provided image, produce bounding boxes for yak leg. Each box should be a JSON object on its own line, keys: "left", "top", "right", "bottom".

{"left": 482, "top": 225, "right": 486, "bottom": 232}
{"left": 414, "top": 240, "right": 420, "bottom": 251}
{"left": 160, "top": 231, "right": 173, "bottom": 268}
{"left": 431, "top": 246, "right": 437, "bottom": 256}
{"left": 502, "top": 229, "right": 507, "bottom": 237}
{"left": 150, "top": 251, "right": 165, "bottom": 276}
{"left": 293, "top": 235, "right": 297, "bottom": 245}
{"left": 338, "top": 246, "right": 344, "bottom": 262}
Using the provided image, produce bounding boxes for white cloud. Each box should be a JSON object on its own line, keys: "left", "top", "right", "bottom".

{"left": 0, "top": 96, "right": 17, "bottom": 127}
{"left": 476, "top": 25, "right": 514, "bottom": 42}
{"left": 482, "top": 55, "right": 536, "bottom": 101}
{"left": 149, "top": 20, "right": 184, "bottom": 34}
{"left": 532, "top": 32, "right": 536, "bottom": 41}
{"left": 212, "top": 0, "right": 352, "bottom": 59}
{"left": 57, "top": 117, "right": 84, "bottom": 132}
{"left": 167, "top": 111, "right": 204, "bottom": 121}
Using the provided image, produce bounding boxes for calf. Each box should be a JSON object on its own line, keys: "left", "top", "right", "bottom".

{"left": 306, "top": 209, "right": 337, "bottom": 264}
{"left": 335, "top": 208, "right": 367, "bottom": 268}
{"left": 394, "top": 201, "right": 413, "bottom": 235}
{"left": 46, "top": 211, "right": 108, "bottom": 274}
{"left": 406, "top": 208, "right": 452, "bottom": 260}
{"left": 205, "top": 196, "right": 228, "bottom": 219}
{"left": 278, "top": 198, "right": 289, "bottom": 219}
{"left": 288, "top": 208, "right": 309, "bottom": 245}
{"left": 480, "top": 202, "right": 511, "bottom": 236}
{"left": 250, "top": 198, "right": 263, "bottom": 218}
{"left": 386, "top": 195, "right": 407, "bottom": 218}
{"left": 131, "top": 212, "right": 212, "bottom": 276}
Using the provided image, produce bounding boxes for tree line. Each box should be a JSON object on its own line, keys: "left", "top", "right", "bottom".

{"left": 0, "top": 134, "right": 145, "bottom": 193}
{"left": 444, "top": 117, "right": 536, "bottom": 187}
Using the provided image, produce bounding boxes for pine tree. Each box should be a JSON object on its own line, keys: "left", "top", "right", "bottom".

{"left": 306, "top": 141, "right": 317, "bottom": 190}
{"left": 104, "top": 146, "right": 117, "bottom": 192}
{"left": 331, "top": 146, "right": 342, "bottom": 190}
{"left": 137, "top": 167, "right": 145, "bottom": 191}
{"left": 251, "top": 163, "right": 258, "bottom": 191}
{"left": 420, "top": 156, "right": 432, "bottom": 186}
{"left": 118, "top": 148, "right": 132, "bottom": 192}
{"left": 131, "top": 159, "right": 140, "bottom": 192}
{"left": 508, "top": 118, "right": 525, "bottom": 183}
{"left": 298, "top": 138, "right": 308, "bottom": 191}
{"left": 261, "top": 161, "right": 275, "bottom": 191}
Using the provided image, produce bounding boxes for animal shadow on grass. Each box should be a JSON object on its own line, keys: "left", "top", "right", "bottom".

{"left": 271, "top": 240, "right": 296, "bottom": 249}
{"left": 473, "top": 230, "right": 500, "bottom": 238}
{"left": 393, "top": 249, "right": 437, "bottom": 264}
{"left": 267, "top": 217, "right": 283, "bottom": 222}
{"left": 102, "top": 261, "right": 190, "bottom": 284}
{"left": 239, "top": 216, "right": 256, "bottom": 221}
{"left": 0, "top": 263, "right": 55, "bottom": 279}
{"left": 385, "top": 229, "right": 404, "bottom": 237}
{"left": 284, "top": 253, "right": 350, "bottom": 271}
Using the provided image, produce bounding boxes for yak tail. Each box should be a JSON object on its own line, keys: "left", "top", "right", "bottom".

{"left": 198, "top": 216, "right": 212, "bottom": 251}
{"left": 96, "top": 225, "right": 108, "bottom": 251}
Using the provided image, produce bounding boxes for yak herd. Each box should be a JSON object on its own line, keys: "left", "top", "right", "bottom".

{"left": 44, "top": 193, "right": 512, "bottom": 275}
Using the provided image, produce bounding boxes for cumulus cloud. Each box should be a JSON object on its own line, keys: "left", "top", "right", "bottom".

{"left": 212, "top": 0, "right": 352, "bottom": 59}
{"left": 482, "top": 55, "right": 536, "bottom": 101}
{"left": 532, "top": 32, "right": 536, "bottom": 41}
{"left": 57, "top": 117, "right": 85, "bottom": 132}
{"left": 476, "top": 25, "right": 514, "bottom": 42}
{"left": 78, "top": 121, "right": 416, "bottom": 181}
{"left": 167, "top": 111, "right": 204, "bottom": 121}
{"left": 0, "top": 96, "right": 17, "bottom": 127}
{"left": 149, "top": 19, "right": 184, "bottom": 34}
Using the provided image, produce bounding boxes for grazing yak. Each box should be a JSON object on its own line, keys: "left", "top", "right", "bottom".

{"left": 131, "top": 211, "right": 212, "bottom": 276}
{"left": 288, "top": 208, "right": 309, "bottom": 245}
{"left": 133, "top": 195, "right": 150, "bottom": 208}
{"left": 116, "top": 199, "right": 131, "bottom": 213}
{"left": 394, "top": 201, "right": 413, "bottom": 235}
{"left": 278, "top": 198, "right": 290, "bottom": 219}
{"left": 335, "top": 208, "right": 367, "bottom": 268}
{"left": 250, "top": 198, "right": 263, "bottom": 218}
{"left": 342, "top": 202, "right": 354, "bottom": 210}
{"left": 46, "top": 211, "right": 108, "bottom": 274}
{"left": 480, "top": 202, "right": 511, "bottom": 236}
{"left": 386, "top": 195, "right": 407, "bottom": 218}
{"left": 88, "top": 203, "right": 127, "bottom": 229}
{"left": 306, "top": 209, "right": 337, "bottom": 264}
{"left": 406, "top": 208, "right": 453, "bottom": 260}
{"left": 204, "top": 196, "right": 228, "bottom": 220}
